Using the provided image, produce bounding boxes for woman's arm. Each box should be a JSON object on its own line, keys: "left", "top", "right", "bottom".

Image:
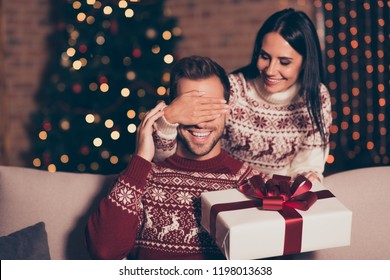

{"left": 152, "top": 115, "right": 178, "bottom": 162}
{"left": 289, "top": 84, "right": 332, "bottom": 182}
{"left": 288, "top": 145, "right": 329, "bottom": 182}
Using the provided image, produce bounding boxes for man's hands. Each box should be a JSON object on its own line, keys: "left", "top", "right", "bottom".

{"left": 163, "top": 91, "right": 229, "bottom": 125}
{"left": 135, "top": 101, "right": 166, "bottom": 162}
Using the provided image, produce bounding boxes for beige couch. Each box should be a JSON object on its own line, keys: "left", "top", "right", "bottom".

{"left": 0, "top": 165, "right": 116, "bottom": 260}
{"left": 1, "top": 164, "right": 389, "bottom": 260}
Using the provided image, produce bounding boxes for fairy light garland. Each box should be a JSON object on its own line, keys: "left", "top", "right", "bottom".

{"left": 32, "top": 0, "right": 181, "bottom": 173}
{"left": 323, "top": 0, "right": 389, "bottom": 172}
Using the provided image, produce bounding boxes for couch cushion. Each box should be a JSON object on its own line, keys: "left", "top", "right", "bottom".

{"left": 0, "top": 165, "right": 116, "bottom": 259}
{"left": 0, "top": 221, "right": 50, "bottom": 260}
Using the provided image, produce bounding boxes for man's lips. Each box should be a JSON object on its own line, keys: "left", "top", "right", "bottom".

{"left": 188, "top": 130, "right": 212, "bottom": 142}
{"left": 189, "top": 131, "right": 211, "bottom": 137}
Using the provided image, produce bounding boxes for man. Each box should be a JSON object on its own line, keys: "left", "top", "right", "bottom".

{"left": 85, "top": 56, "right": 263, "bottom": 260}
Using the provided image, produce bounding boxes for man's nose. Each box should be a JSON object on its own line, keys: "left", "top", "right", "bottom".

{"left": 195, "top": 122, "right": 209, "bottom": 129}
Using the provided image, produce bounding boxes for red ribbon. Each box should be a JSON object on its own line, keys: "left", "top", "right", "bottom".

{"left": 239, "top": 174, "right": 318, "bottom": 211}
{"left": 209, "top": 175, "right": 334, "bottom": 257}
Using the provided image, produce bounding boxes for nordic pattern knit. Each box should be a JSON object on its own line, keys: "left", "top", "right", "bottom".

{"left": 86, "top": 151, "right": 260, "bottom": 260}
{"left": 153, "top": 73, "right": 332, "bottom": 180}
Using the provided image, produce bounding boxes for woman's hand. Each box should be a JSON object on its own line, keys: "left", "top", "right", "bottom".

{"left": 304, "top": 171, "right": 322, "bottom": 183}
{"left": 164, "top": 91, "right": 229, "bottom": 125}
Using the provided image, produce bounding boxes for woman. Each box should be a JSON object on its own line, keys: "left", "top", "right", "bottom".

{"left": 152, "top": 8, "right": 332, "bottom": 182}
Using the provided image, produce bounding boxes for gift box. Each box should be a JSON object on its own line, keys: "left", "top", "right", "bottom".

{"left": 201, "top": 175, "right": 352, "bottom": 260}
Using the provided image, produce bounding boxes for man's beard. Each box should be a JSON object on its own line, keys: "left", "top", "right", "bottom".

{"left": 176, "top": 131, "right": 223, "bottom": 157}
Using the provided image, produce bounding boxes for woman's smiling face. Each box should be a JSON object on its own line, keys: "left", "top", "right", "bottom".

{"left": 257, "top": 32, "right": 304, "bottom": 93}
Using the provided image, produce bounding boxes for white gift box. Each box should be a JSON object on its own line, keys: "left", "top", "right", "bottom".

{"left": 201, "top": 180, "right": 352, "bottom": 260}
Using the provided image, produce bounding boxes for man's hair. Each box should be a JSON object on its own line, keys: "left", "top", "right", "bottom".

{"left": 168, "top": 55, "right": 230, "bottom": 103}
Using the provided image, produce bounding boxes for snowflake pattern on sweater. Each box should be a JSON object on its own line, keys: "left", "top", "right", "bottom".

{"left": 224, "top": 73, "right": 332, "bottom": 174}
{"left": 86, "top": 151, "right": 260, "bottom": 260}
{"left": 152, "top": 73, "right": 332, "bottom": 179}
{"left": 136, "top": 163, "right": 256, "bottom": 257}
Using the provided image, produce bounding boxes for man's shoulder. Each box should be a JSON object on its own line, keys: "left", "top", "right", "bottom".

{"left": 222, "top": 151, "right": 254, "bottom": 175}
{"left": 240, "top": 162, "right": 263, "bottom": 176}
{"left": 222, "top": 152, "right": 266, "bottom": 179}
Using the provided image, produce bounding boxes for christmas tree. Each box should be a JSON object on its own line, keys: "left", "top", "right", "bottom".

{"left": 26, "top": 0, "right": 181, "bottom": 174}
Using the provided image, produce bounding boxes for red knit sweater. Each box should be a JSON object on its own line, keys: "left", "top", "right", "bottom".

{"left": 86, "top": 150, "right": 260, "bottom": 260}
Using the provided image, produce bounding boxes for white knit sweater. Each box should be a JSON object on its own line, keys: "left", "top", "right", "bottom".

{"left": 153, "top": 73, "right": 332, "bottom": 181}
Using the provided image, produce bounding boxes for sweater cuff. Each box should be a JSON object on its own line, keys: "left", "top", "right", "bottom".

{"left": 122, "top": 155, "right": 152, "bottom": 185}
{"left": 154, "top": 115, "right": 178, "bottom": 139}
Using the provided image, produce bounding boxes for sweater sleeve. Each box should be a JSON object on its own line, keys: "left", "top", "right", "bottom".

{"left": 152, "top": 115, "right": 178, "bottom": 162}
{"left": 85, "top": 156, "right": 152, "bottom": 259}
{"left": 288, "top": 145, "right": 329, "bottom": 182}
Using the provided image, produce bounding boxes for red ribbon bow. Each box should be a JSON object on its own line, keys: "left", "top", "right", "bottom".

{"left": 239, "top": 174, "right": 317, "bottom": 211}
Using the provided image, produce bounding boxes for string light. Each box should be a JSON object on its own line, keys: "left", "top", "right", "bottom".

{"left": 60, "top": 155, "right": 69, "bottom": 163}
{"left": 164, "top": 54, "right": 174, "bottom": 64}
{"left": 93, "top": 1, "right": 101, "bottom": 9}
{"left": 67, "top": 48, "right": 76, "bottom": 57}
{"left": 118, "top": 1, "right": 128, "bottom": 8}
{"left": 127, "top": 124, "right": 137, "bottom": 133}
{"left": 105, "top": 119, "right": 114, "bottom": 128}
{"left": 126, "top": 71, "right": 136, "bottom": 80}
{"left": 157, "top": 86, "right": 167, "bottom": 96}
{"left": 33, "top": 158, "right": 41, "bottom": 167}
{"left": 77, "top": 164, "right": 86, "bottom": 172}
{"left": 31, "top": 0, "right": 181, "bottom": 173}
{"left": 93, "top": 138, "right": 102, "bottom": 147}
{"left": 103, "top": 6, "right": 113, "bottom": 15}
{"left": 110, "top": 156, "right": 119, "bottom": 164}
{"left": 111, "top": 131, "right": 120, "bottom": 140}
{"left": 60, "top": 119, "right": 70, "bottom": 130}
{"left": 90, "top": 162, "right": 99, "bottom": 171}
{"left": 121, "top": 88, "right": 130, "bottom": 97}
{"left": 89, "top": 82, "right": 98, "bottom": 91}
{"left": 100, "top": 56, "right": 109, "bottom": 64}
{"left": 127, "top": 110, "right": 136, "bottom": 119}
{"left": 73, "top": 1, "right": 82, "bottom": 9}
{"left": 162, "top": 31, "right": 172, "bottom": 40}
{"left": 86, "top": 16, "right": 95, "bottom": 24}
{"left": 48, "top": 164, "right": 56, "bottom": 173}
{"left": 72, "top": 60, "right": 82, "bottom": 70}
{"left": 99, "top": 83, "right": 109, "bottom": 93}
{"left": 96, "top": 34, "right": 105, "bottom": 45}
{"left": 125, "top": 9, "right": 135, "bottom": 18}
{"left": 151, "top": 45, "right": 161, "bottom": 54}
{"left": 137, "top": 89, "right": 146, "bottom": 98}
{"left": 172, "top": 27, "right": 182, "bottom": 37}
{"left": 77, "top": 13, "right": 87, "bottom": 22}
{"left": 146, "top": 28, "right": 157, "bottom": 39}
{"left": 101, "top": 150, "right": 110, "bottom": 159}
{"left": 85, "top": 114, "right": 95, "bottom": 123}
{"left": 324, "top": 0, "right": 389, "bottom": 171}
{"left": 39, "top": 131, "right": 48, "bottom": 140}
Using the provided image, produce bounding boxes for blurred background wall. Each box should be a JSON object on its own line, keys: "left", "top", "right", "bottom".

{"left": 0, "top": 0, "right": 388, "bottom": 175}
